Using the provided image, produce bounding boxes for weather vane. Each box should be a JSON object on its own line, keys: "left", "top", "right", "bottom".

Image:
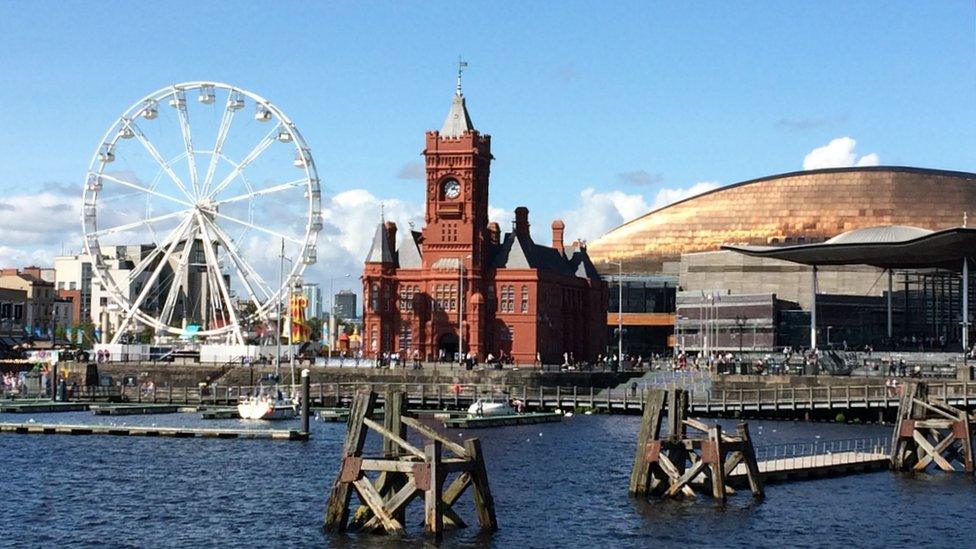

{"left": 456, "top": 56, "right": 468, "bottom": 96}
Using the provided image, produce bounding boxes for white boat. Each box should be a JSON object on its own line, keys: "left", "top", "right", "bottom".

{"left": 237, "top": 391, "right": 297, "bottom": 420}
{"left": 467, "top": 399, "right": 516, "bottom": 417}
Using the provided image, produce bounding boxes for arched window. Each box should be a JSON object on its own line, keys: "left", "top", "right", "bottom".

{"left": 521, "top": 285, "right": 529, "bottom": 313}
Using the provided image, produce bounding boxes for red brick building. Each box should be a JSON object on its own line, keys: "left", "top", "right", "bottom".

{"left": 362, "top": 81, "right": 606, "bottom": 363}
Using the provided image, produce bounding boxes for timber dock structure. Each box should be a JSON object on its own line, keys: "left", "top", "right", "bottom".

{"left": 0, "top": 422, "right": 307, "bottom": 440}
{"left": 89, "top": 380, "right": 976, "bottom": 420}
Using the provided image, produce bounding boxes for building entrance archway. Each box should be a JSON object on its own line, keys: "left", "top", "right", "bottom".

{"left": 437, "top": 332, "right": 459, "bottom": 362}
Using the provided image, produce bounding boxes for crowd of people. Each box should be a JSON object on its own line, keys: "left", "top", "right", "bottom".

{"left": 2, "top": 370, "right": 28, "bottom": 395}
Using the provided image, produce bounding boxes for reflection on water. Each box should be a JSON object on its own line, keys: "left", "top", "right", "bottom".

{"left": 0, "top": 411, "right": 972, "bottom": 547}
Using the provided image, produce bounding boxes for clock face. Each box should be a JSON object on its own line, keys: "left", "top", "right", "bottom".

{"left": 443, "top": 179, "right": 461, "bottom": 199}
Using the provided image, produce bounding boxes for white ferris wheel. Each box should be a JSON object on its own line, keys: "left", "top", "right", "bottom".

{"left": 82, "top": 82, "right": 321, "bottom": 345}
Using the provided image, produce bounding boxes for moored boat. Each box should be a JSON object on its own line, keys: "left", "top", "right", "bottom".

{"left": 237, "top": 391, "right": 297, "bottom": 420}
{"left": 467, "top": 398, "right": 516, "bottom": 417}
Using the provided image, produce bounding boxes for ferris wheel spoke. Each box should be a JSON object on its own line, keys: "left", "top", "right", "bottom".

{"left": 212, "top": 211, "right": 304, "bottom": 245}
{"left": 97, "top": 172, "right": 194, "bottom": 208}
{"left": 213, "top": 178, "right": 307, "bottom": 206}
{"left": 126, "top": 213, "right": 196, "bottom": 285}
{"left": 201, "top": 95, "right": 238, "bottom": 197}
{"left": 112, "top": 216, "right": 195, "bottom": 341}
{"left": 196, "top": 212, "right": 243, "bottom": 343}
{"left": 91, "top": 208, "right": 191, "bottom": 238}
{"left": 206, "top": 123, "right": 282, "bottom": 200}
{"left": 174, "top": 96, "right": 201, "bottom": 198}
{"left": 121, "top": 119, "right": 196, "bottom": 201}
{"left": 201, "top": 215, "right": 275, "bottom": 304}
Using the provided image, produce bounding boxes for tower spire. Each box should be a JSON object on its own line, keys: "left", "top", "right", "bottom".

{"left": 456, "top": 56, "right": 468, "bottom": 97}
{"left": 441, "top": 59, "right": 474, "bottom": 137}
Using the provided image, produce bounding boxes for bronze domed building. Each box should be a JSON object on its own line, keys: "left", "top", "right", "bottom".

{"left": 589, "top": 167, "right": 976, "bottom": 274}
{"left": 587, "top": 166, "right": 976, "bottom": 355}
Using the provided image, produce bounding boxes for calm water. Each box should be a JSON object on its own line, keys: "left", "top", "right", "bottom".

{"left": 0, "top": 411, "right": 973, "bottom": 548}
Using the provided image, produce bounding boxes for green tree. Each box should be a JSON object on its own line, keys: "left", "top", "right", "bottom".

{"left": 306, "top": 317, "right": 323, "bottom": 341}
{"left": 73, "top": 322, "right": 95, "bottom": 350}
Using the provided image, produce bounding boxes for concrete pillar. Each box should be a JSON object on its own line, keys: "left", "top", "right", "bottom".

{"left": 100, "top": 312, "right": 109, "bottom": 345}
{"left": 887, "top": 269, "right": 894, "bottom": 339}
{"left": 963, "top": 258, "right": 969, "bottom": 351}
{"left": 810, "top": 265, "right": 818, "bottom": 350}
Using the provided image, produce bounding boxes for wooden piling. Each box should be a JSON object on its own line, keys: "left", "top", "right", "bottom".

{"left": 629, "top": 389, "right": 665, "bottom": 496}
{"left": 465, "top": 438, "right": 498, "bottom": 531}
{"left": 323, "top": 389, "right": 498, "bottom": 539}
{"left": 890, "top": 381, "right": 975, "bottom": 474}
{"left": 424, "top": 440, "right": 444, "bottom": 540}
{"left": 630, "top": 389, "right": 764, "bottom": 502}
{"left": 323, "top": 390, "right": 376, "bottom": 533}
{"left": 300, "top": 369, "right": 310, "bottom": 436}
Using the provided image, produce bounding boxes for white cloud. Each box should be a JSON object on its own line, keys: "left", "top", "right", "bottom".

{"left": 558, "top": 181, "right": 720, "bottom": 243}
{"left": 487, "top": 204, "right": 514, "bottom": 233}
{"left": 241, "top": 188, "right": 424, "bottom": 292}
{"left": 650, "top": 181, "right": 719, "bottom": 210}
{"left": 802, "top": 137, "right": 880, "bottom": 170}
{"left": 559, "top": 187, "right": 651, "bottom": 243}
{"left": 0, "top": 182, "right": 426, "bottom": 306}
{"left": 0, "top": 184, "right": 84, "bottom": 266}
{"left": 855, "top": 153, "right": 880, "bottom": 167}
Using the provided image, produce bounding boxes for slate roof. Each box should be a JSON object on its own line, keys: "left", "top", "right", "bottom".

{"left": 440, "top": 93, "right": 475, "bottom": 137}
{"left": 490, "top": 232, "right": 602, "bottom": 280}
{"left": 364, "top": 223, "right": 395, "bottom": 264}
{"left": 398, "top": 231, "right": 423, "bottom": 268}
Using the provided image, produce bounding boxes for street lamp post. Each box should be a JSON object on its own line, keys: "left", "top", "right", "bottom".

{"left": 458, "top": 255, "right": 471, "bottom": 366}
{"left": 275, "top": 239, "right": 295, "bottom": 387}
{"left": 606, "top": 260, "right": 623, "bottom": 370}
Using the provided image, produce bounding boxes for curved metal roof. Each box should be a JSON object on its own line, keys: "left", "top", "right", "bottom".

{"left": 604, "top": 166, "right": 976, "bottom": 235}
{"left": 722, "top": 225, "right": 976, "bottom": 270}
{"left": 824, "top": 225, "right": 933, "bottom": 244}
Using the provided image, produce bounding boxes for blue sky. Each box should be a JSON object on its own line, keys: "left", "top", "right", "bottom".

{"left": 0, "top": 1, "right": 973, "bottom": 284}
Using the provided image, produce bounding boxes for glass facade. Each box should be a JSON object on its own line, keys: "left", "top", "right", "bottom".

{"left": 607, "top": 275, "right": 676, "bottom": 314}
{"left": 606, "top": 275, "right": 677, "bottom": 356}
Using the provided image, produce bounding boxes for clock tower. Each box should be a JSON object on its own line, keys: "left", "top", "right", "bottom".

{"left": 420, "top": 73, "right": 493, "bottom": 270}
{"left": 362, "top": 66, "right": 606, "bottom": 365}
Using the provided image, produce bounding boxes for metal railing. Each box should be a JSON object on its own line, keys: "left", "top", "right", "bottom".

{"left": 754, "top": 436, "right": 890, "bottom": 472}
{"left": 67, "top": 379, "right": 976, "bottom": 411}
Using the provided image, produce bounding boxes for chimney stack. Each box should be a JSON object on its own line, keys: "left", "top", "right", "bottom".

{"left": 513, "top": 206, "right": 530, "bottom": 239}
{"left": 551, "top": 219, "right": 565, "bottom": 255}
{"left": 487, "top": 222, "right": 501, "bottom": 245}
{"left": 384, "top": 221, "right": 397, "bottom": 254}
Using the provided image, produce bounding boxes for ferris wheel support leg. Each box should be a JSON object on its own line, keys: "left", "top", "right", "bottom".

{"left": 196, "top": 212, "right": 245, "bottom": 346}
{"left": 159, "top": 223, "right": 200, "bottom": 330}
{"left": 112, "top": 216, "right": 195, "bottom": 344}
